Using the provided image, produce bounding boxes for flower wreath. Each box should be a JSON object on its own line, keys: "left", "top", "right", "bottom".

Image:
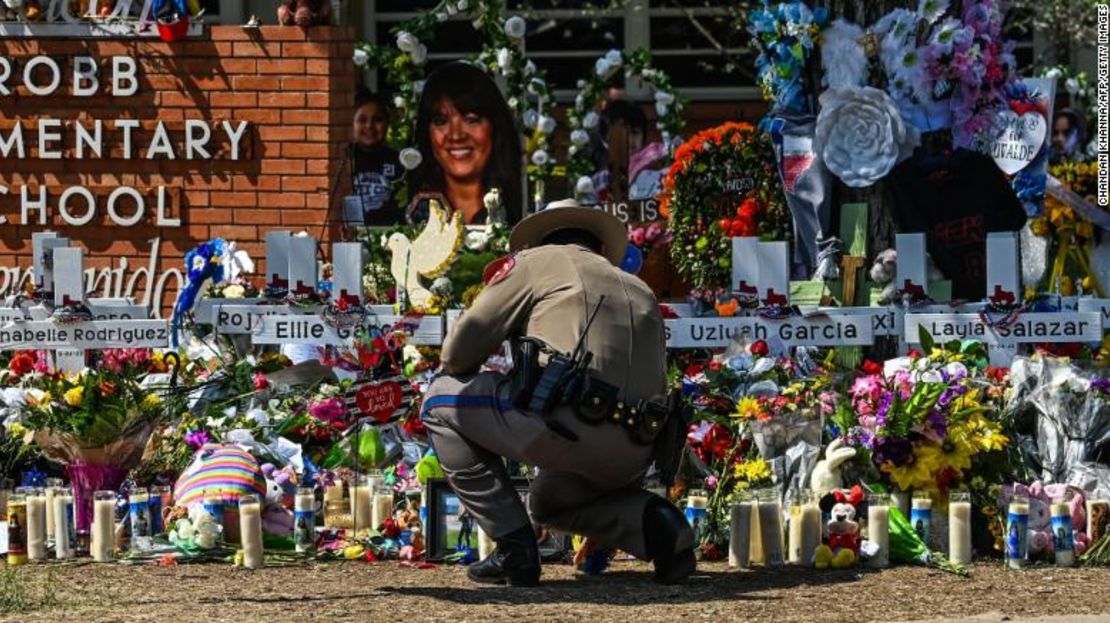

{"left": 355, "top": 0, "right": 557, "bottom": 188}
{"left": 565, "top": 48, "right": 686, "bottom": 187}
{"left": 660, "top": 122, "right": 790, "bottom": 291}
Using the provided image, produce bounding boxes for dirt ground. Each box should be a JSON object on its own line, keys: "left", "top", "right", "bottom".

{"left": 1, "top": 559, "right": 1109, "bottom": 623}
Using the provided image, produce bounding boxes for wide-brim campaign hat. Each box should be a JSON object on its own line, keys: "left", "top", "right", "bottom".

{"left": 510, "top": 198, "right": 628, "bottom": 266}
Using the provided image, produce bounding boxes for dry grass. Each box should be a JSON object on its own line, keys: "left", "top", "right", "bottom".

{"left": 0, "top": 560, "right": 1108, "bottom": 623}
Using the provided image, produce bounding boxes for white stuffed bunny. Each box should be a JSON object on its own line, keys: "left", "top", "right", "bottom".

{"left": 810, "top": 437, "right": 857, "bottom": 494}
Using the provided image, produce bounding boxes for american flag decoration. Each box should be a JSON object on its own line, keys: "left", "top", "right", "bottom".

{"left": 345, "top": 374, "right": 417, "bottom": 424}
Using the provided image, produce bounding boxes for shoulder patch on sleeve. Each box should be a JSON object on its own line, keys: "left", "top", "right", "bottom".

{"left": 483, "top": 254, "right": 516, "bottom": 286}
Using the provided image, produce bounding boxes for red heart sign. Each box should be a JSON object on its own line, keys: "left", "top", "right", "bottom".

{"left": 355, "top": 382, "right": 404, "bottom": 423}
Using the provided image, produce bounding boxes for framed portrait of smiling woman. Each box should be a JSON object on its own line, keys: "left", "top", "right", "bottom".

{"left": 407, "top": 62, "right": 524, "bottom": 229}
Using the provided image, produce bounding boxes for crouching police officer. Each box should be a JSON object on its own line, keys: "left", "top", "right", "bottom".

{"left": 421, "top": 199, "right": 694, "bottom": 587}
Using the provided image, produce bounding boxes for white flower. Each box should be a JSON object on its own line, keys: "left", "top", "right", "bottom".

{"left": 1044, "top": 67, "right": 1063, "bottom": 80}
{"left": 570, "top": 129, "right": 590, "bottom": 146}
{"left": 393, "top": 95, "right": 406, "bottom": 109}
{"left": 568, "top": 145, "right": 579, "bottom": 156}
{"left": 352, "top": 48, "right": 369, "bottom": 67}
{"left": 175, "top": 519, "right": 195, "bottom": 540}
{"left": 1066, "top": 78, "right": 1080, "bottom": 95}
{"left": 223, "top": 284, "right": 245, "bottom": 299}
{"left": 396, "top": 31, "right": 419, "bottom": 54}
{"left": 496, "top": 47, "right": 513, "bottom": 72}
{"left": 436, "top": 12, "right": 448, "bottom": 22}
{"left": 576, "top": 79, "right": 587, "bottom": 89}
{"left": 574, "top": 176, "right": 595, "bottom": 196}
{"left": 507, "top": 97, "right": 519, "bottom": 110}
{"left": 654, "top": 91, "right": 675, "bottom": 106}
{"left": 522, "top": 109, "right": 539, "bottom": 129}
{"left": 604, "top": 49, "right": 622, "bottom": 67}
{"left": 917, "top": 0, "right": 950, "bottom": 24}
{"left": 595, "top": 57, "right": 617, "bottom": 79}
{"left": 582, "top": 111, "right": 600, "bottom": 129}
{"left": 456, "top": 0, "right": 468, "bottom": 9}
{"left": 1, "top": 387, "right": 26, "bottom": 409}
{"left": 654, "top": 101, "right": 669, "bottom": 117}
{"left": 531, "top": 150, "right": 550, "bottom": 166}
{"left": 504, "top": 15, "right": 527, "bottom": 39}
{"left": 465, "top": 229, "right": 493, "bottom": 251}
{"left": 524, "top": 61, "right": 536, "bottom": 76}
{"left": 641, "top": 68, "right": 658, "bottom": 81}
{"left": 399, "top": 148, "right": 423, "bottom": 170}
{"left": 814, "top": 87, "right": 920, "bottom": 188}
{"left": 445, "top": 1, "right": 457, "bottom": 15}
{"left": 538, "top": 115, "right": 556, "bottom": 134}
{"left": 574, "top": 94, "right": 585, "bottom": 109}
{"left": 527, "top": 77, "right": 545, "bottom": 95}
{"left": 410, "top": 44, "right": 428, "bottom": 66}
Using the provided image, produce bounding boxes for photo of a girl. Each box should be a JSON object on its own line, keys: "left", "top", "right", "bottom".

{"left": 409, "top": 62, "right": 523, "bottom": 226}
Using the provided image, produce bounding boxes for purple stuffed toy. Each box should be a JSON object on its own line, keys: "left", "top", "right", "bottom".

{"left": 1001, "top": 481, "right": 1089, "bottom": 558}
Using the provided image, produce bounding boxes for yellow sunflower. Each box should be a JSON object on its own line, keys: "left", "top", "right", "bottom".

{"left": 881, "top": 448, "right": 941, "bottom": 492}
{"left": 734, "top": 396, "right": 763, "bottom": 420}
{"left": 918, "top": 435, "right": 975, "bottom": 475}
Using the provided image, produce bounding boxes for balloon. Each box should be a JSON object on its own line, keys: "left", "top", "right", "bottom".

{"left": 621, "top": 244, "right": 644, "bottom": 274}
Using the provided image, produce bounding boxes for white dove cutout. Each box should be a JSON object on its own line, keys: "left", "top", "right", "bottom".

{"left": 387, "top": 199, "right": 464, "bottom": 307}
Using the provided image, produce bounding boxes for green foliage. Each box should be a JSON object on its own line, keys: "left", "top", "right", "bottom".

{"left": 0, "top": 568, "right": 61, "bottom": 615}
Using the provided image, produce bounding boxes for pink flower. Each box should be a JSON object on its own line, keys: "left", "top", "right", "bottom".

{"left": 645, "top": 222, "right": 663, "bottom": 243}
{"left": 309, "top": 397, "right": 346, "bottom": 423}
{"left": 629, "top": 228, "right": 647, "bottom": 246}
{"left": 252, "top": 372, "right": 269, "bottom": 391}
{"left": 184, "top": 430, "right": 211, "bottom": 449}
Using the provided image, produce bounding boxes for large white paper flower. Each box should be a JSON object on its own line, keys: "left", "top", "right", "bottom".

{"left": 396, "top": 31, "right": 419, "bottom": 54}
{"left": 504, "top": 15, "right": 527, "bottom": 39}
{"left": 814, "top": 87, "right": 920, "bottom": 188}
{"left": 538, "top": 115, "right": 556, "bottom": 134}
{"left": 399, "top": 148, "right": 423, "bottom": 171}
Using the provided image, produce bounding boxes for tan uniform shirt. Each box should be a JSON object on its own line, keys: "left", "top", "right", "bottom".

{"left": 441, "top": 244, "right": 666, "bottom": 403}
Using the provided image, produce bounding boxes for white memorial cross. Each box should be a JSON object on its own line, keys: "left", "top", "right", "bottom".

{"left": 0, "top": 246, "right": 169, "bottom": 373}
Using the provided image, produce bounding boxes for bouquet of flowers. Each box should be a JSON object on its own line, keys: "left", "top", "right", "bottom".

{"left": 836, "top": 336, "right": 1010, "bottom": 499}
{"left": 2, "top": 349, "right": 181, "bottom": 531}
{"left": 1029, "top": 160, "right": 1106, "bottom": 297}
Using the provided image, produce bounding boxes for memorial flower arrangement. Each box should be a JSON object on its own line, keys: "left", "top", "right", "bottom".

{"left": 747, "top": 1, "right": 829, "bottom": 114}
{"left": 1029, "top": 160, "right": 1106, "bottom": 296}
{"left": 835, "top": 336, "right": 1010, "bottom": 500}
{"left": 660, "top": 122, "right": 790, "bottom": 291}
{"left": 565, "top": 48, "right": 686, "bottom": 185}
{"left": 355, "top": 0, "right": 557, "bottom": 185}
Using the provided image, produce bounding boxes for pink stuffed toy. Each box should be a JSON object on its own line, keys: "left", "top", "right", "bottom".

{"left": 1001, "top": 481, "right": 1088, "bottom": 559}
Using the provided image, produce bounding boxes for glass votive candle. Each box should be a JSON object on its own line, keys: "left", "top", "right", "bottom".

{"left": 92, "top": 490, "right": 117, "bottom": 562}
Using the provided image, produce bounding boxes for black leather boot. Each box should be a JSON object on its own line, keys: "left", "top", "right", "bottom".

{"left": 644, "top": 500, "right": 696, "bottom": 585}
{"left": 466, "top": 524, "right": 541, "bottom": 587}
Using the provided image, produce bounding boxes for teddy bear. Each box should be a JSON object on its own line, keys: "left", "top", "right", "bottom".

{"left": 870, "top": 248, "right": 946, "bottom": 305}
{"left": 814, "top": 487, "right": 862, "bottom": 569}
{"left": 277, "top": 0, "right": 332, "bottom": 27}
{"left": 1000, "top": 481, "right": 1089, "bottom": 559}
{"left": 260, "top": 463, "right": 298, "bottom": 535}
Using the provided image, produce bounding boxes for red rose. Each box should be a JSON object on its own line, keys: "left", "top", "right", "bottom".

{"left": 708, "top": 361, "right": 721, "bottom": 372}
{"left": 718, "top": 218, "right": 732, "bottom": 232}
{"left": 8, "top": 352, "right": 35, "bottom": 378}
{"left": 907, "top": 349, "right": 924, "bottom": 359}
{"left": 860, "top": 360, "right": 882, "bottom": 376}
{"left": 750, "top": 340, "right": 769, "bottom": 357}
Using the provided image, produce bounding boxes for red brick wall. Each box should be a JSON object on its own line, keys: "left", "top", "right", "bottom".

{"left": 0, "top": 26, "right": 354, "bottom": 315}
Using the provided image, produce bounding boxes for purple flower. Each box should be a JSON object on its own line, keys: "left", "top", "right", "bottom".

{"left": 876, "top": 391, "right": 895, "bottom": 428}
{"left": 872, "top": 437, "right": 914, "bottom": 466}
{"left": 924, "top": 408, "right": 948, "bottom": 440}
{"left": 184, "top": 430, "right": 211, "bottom": 449}
{"left": 1092, "top": 378, "right": 1110, "bottom": 395}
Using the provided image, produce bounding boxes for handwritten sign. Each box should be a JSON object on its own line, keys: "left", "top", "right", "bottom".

{"left": 1078, "top": 299, "right": 1110, "bottom": 328}
{"left": 904, "top": 312, "right": 1101, "bottom": 345}
{"left": 355, "top": 381, "right": 405, "bottom": 423}
{"left": 990, "top": 110, "right": 1047, "bottom": 176}
{"left": 665, "top": 313, "right": 873, "bottom": 349}
{"left": 0, "top": 319, "right": 169, "bottom": 349}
